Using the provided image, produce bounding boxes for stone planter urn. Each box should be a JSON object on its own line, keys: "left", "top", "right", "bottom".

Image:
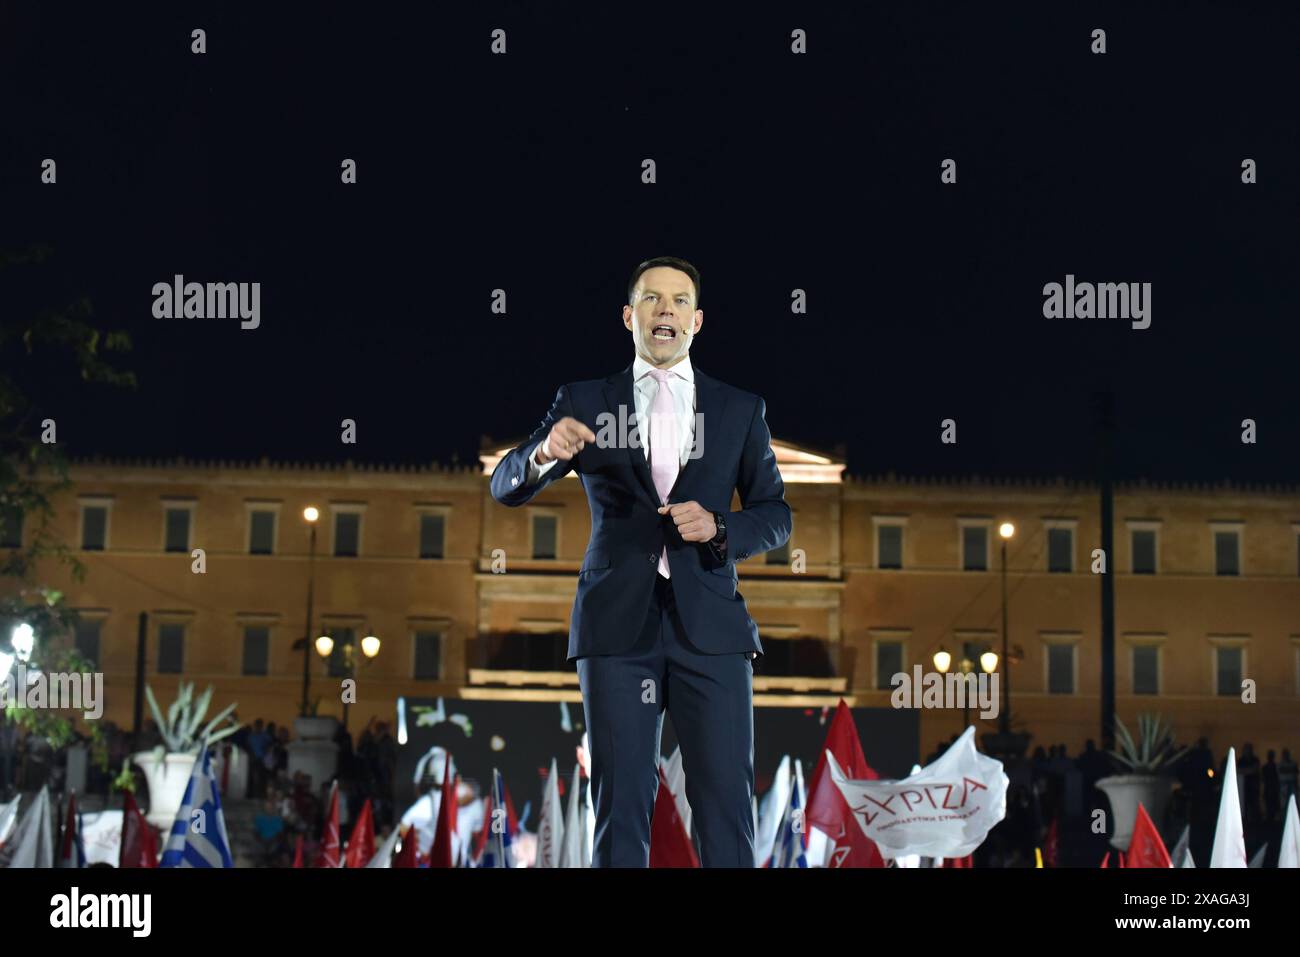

{"left": 1096, "top": 774, "right": 1175, "bottom": 850}
{"left": 287, "top": 715, "right": 340, "bottom": 790}
{"left": 132, "top": 750, "right": 199, "bottom": 829}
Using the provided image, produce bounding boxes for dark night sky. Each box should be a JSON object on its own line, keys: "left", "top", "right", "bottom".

{"left": 4, "top": 3, "right": 1298, "bottom": 483}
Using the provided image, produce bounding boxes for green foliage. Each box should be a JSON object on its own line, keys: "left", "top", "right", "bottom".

{"left": 1, "top": 244, "right": 136, "bottom": 755}
{"left": 145, "top": 682, "right": 241, "bottom": 754}
{"left": 1109, "top": 713, "right": 1188, "bottom": 774}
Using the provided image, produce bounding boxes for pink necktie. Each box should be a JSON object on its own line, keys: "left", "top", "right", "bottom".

{"left": 647, "top": 368, "right": 679, "bottom": 578}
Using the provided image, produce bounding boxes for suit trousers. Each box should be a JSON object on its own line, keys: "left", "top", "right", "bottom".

{"left": 576, "top": 573, "right": 755, "bottom": 867}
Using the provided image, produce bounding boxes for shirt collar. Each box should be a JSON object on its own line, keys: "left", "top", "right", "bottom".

{"left": 633, "top": 353, "right": 695, "bottom": 385}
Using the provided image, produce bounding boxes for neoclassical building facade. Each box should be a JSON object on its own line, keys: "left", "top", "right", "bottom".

{"left": 6, "top": 442, "right": 1298, "bottom": 760}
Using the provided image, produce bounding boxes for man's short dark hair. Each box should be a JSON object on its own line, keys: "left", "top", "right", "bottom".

{"left": 627, "top": 256, "right": 701, "bottom": 310}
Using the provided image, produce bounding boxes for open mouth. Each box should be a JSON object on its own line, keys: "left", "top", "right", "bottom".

{"left": 652, "top": 324, "right": 677, "bottom": 341}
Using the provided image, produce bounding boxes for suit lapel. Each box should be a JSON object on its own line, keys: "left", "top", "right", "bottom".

{"left": 602, "top": 363, "right": 728, "bottom": 506}
{"left": 604, "top": 365, "right": 659, "bottom": 505}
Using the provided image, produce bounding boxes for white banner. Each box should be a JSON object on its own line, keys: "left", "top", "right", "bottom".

{"left": 826, "top": 726, "right": 1008, "bottom": 860}
{"left": 80, "top": 809, "right": 123, "bottom": 866}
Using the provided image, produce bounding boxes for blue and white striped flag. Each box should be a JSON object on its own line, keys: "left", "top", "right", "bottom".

{"left": 479, "top": 768, "right": 516, "bottom": 869}
{"left": 770, "top": 763, "right": 808, "bottom": 868}
{"left": 159, "top": 747, "right": 234, "bottom": 868}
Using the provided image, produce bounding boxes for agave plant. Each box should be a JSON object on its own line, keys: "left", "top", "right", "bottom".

{"left": 1109, "top": 713, "right": 1187, "bottom": 774}
{"left": 145, "top": 682, "right": 240, "bottom": 755}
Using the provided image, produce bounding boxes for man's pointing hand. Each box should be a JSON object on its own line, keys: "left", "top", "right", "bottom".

{"left": 536, "top": 417, "right": 596, "bottom": 465}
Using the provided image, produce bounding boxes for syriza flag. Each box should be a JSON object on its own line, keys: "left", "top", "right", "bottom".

{"left": 825, "top": 725, "right": 1008, "bottom": 860}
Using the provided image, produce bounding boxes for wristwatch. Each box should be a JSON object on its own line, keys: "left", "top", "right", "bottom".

{"left": 710, "top": 511, "right": 727, "bottom": 549}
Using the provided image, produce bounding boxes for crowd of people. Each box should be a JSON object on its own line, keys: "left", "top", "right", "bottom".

{"left": 928, "top": 733, "right": 1300, "bottom": 867}
{"left": 231, "top": 717, "right": 400, "bottom": 867}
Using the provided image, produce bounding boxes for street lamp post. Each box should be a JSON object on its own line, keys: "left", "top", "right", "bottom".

{"left": 315, "top": 630, "right": 381, "bottom": 730}
{"left": 998, "top": 521, "right": 1014, "bottom": 735}
{"left": 934, "top": 643, "right": 998, "bottom": 731}
{"left": 300, "top": 507, "right": 320, "bottom": 718}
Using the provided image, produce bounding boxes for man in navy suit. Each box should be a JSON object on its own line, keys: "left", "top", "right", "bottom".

{"left": 490, "top": 257, "right": 792, "bottom": 866}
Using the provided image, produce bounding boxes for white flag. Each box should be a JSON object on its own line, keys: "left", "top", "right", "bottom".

{"left": 365, "top": 825, "right": 400, "bottom": 868}
{"left": 1169, "top": 825, "right": 1193, "bottom": 869}
{"left": 755, "top": 755, "right": 791, "bottom": 866}
{"left": 0, "top": 794, "right": 20, "bottom": 849}
{"left": 827, "top": 725, "right": 1008, "bottom": 860}
{"left": 660, "top": 747, "right": 693, "bottom": 839}
{"left": 559, "top": 764, "right": 590, "bottom": 868}
{"left": 3, "top": 786, "right": 55, "bottom": 868}
{"left": 1209, "top": 747, "right": 1247, "bottom": 868}
{"left": 1278, "top": 795, "right": 1300, "bottom": 869}
{"left": 535, "top": 758, "right": 564, "bottom": 868}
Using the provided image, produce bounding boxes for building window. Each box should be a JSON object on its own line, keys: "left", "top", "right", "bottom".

{"left": 74, "top": 620, "right": 101, "bottom": 668}
{"left": 1215, "top": 645, "right": 1243, "bottom": 696}
{"left": 961, "top": 525, "right": 988, "bottom": 571}
{"left": 875, "top": 640, "right": 905, "bottom": 691}
{"left": 333, "top": 512, "right": 361, "bottom": 557}
{"left": 81, "top": 504, "right": 109, "bottom": 551}
{"left": 1047, "top": 527, "right": 1074, "bottom": 573}
{"left": 0, "top": 506, "right": 22, "bottom": 548}
{"left": 876, "top": 523, "right": 904, "bottom": 570}
{"left": 164, "top": 507, "right": 192, "bottom": 553}
{"left": 1132, "top": 645, "right": 1159, "bottom": 695}
{"left": 1213, "top": 529, "right": 1241, "bottom": 576}
{"left": 242, "top": 626, "right": 270, "bottom": 676}
{"left": 249, "top": 510, "right": 276, "bottom": 555}
{"left": 157, "top": 623, "right": 185, "bottom": 674}
{"left": 1131, "top": 529, "right": 1158, "bottom": 574}
{"left": 327, "top": 628, "right": 354, "bottom": 678}
{"left": 414, "top": 631, "right": 442, "bottom": 680}
{"left": 1046, "top": 643, "right": 1076, "bottom": 694}
{"left": 419, "top": 513, "right": 446, "bottom": 559}
{"left": 531, "top": 514, "right": 558, "bottom": 560}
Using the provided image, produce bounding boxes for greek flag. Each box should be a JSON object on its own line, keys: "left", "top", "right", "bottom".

{"left": 771, "top": 772, "right": 809, "bottom": 868}
{"left": 159, "top": 747, "right": 234, "bottom": 868}
{"left": 479, "top": 768, "right": 516, "bottom": 869}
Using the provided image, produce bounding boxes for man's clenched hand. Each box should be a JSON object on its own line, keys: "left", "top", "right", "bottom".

{"left": 657, "top": 501, "right": 717, "bottom": 543}
{"left": 536, "top": 416, "right": 596, "bottom": 465}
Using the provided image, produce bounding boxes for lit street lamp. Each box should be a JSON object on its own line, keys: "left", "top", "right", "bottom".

{"left": 315, "top": 629, "right": 381, "bottom": 730}
{"left": 298, "top": 506, "right": 320, "bottom": 718}
{"left": 933, "top": 642, "right": 998, "bottom": 730}
{"left": 998, "top": 521, "right": 1014, "bottom": 735}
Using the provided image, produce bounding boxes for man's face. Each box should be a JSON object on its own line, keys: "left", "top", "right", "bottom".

{"left": 623, "top": 266, "right": 703, "bottom": 368}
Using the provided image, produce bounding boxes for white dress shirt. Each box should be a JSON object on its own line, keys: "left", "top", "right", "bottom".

{"left": 525, "top": 355, "right": 698, "bottom": 485}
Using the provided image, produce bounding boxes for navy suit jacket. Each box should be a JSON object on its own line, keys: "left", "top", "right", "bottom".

{"left": 490, "top": 362, "right": 792, "bottom": 661}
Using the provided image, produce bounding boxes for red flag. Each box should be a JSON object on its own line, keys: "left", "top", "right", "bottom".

{"left": 1126, "top": 803, "right": 1172, "bottom": 868}
{"left": 342, "top": 798, "right": 376, "bottom": 868}
{"left": 393, "top": 826, "right": 418, "bottom": 868}
{"left": 649, "top": 767, "right": 699, "bottom": 867}
{"left": 119, "top": 791, "right": 158, "bottom": 868}
{"left": 942, "top": 855, "right": 973, "bottom": 868}
{"left": 1043, "top": 817, "right": 1059, "bottom": 868}
{"left": 314, "top": 782, "right": 341, "bottom": 867}
{"left": 58, "top": 792, "right": 84, "bottom": 868}
{"left": 430, "top": 764, "right": 457, "bottom": 868}
{"left": 292, "top": 833, "right": 304, "bottom": 868}
{"left": 803, "top": 700, "right": 886, "bottom": 867}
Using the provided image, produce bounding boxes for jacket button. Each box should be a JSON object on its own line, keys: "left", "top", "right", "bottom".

{"left": 648, "top": 553, "right": 657, "bottom": 564}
